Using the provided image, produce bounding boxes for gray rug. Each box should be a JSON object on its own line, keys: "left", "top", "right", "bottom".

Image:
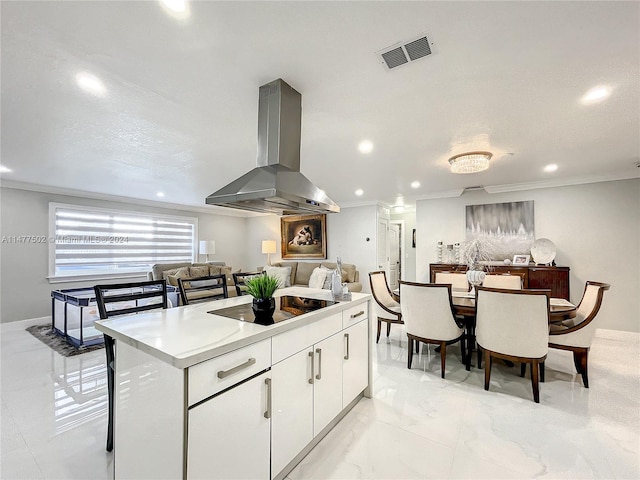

{"left": 26, "top": 324, "right": 104, "bottom": 357}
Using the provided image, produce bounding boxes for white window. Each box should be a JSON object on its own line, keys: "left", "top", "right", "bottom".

{"left": 49, "top": 203, "right": 197, "bottom": 281}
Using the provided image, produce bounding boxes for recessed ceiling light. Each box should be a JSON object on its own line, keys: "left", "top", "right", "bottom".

{"left": 355, "top": 189, "right": 364, "bottom": 196}
{"left": 75, "top": 72, "right": 106, "bottom": 97}
{"left": 0, "top": 165, "right": 12, "bottom": 173}
{"left": 156, "top": 192, "right": 165, "bottom": 198}
{"left": 581, "top": 86, "right": 611, "bottom": 105}
{"left": 411, "top": 181, "right": 420, "bottom": 189}
{"left": 358, "top": 140, "right": 374, "bottom": 154}
{"left": 161, "top": 0, "right": 187, "bottom": 13}
{"left": 544, "top": 164, "right": 558, "bottom": 173}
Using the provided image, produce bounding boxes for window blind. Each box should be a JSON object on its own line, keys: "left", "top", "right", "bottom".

{"left": 51, "top": 204, "right": 196, "bottom": 278}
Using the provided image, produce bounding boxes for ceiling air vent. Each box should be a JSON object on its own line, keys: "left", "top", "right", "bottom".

{"left": 378, "top": 34, "right": 433, "bottom": 70}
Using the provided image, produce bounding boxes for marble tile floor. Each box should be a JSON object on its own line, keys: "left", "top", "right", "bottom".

{"left": 1, "top": 320, "right": 638, "bottom": 479}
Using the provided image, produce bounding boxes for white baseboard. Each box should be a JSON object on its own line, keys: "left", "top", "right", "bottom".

{"left": 1, "top": 316, "right": 51, "bottom": 333}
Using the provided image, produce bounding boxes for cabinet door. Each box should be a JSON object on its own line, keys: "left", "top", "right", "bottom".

{"left": 271, "top": 348, "right": 314, "bottom": 478}
{"left": 529, "top": 267, "right": 570, "bottom": 300}
{"left": 313, "top": 332, "right": 344, "bottom": 435}
{"left": 342, "top": 319, "right": 369, "bottom": 408}
{"left": 188, "top": 371, "right": 270, "bottom": 480}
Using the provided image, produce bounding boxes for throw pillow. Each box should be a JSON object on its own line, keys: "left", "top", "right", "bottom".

{"left": 161, "top": 267, "right": 181, "bottom": 282}
{"left": 208, "top": 265, "right": 222, "bottom": 276}
{"left": 308, "top": 267, "right": 328, "bottom": 289}
{"left": 189, "top": 266, "right": 209, "bottom": 278}
{"left": 264, "top": 265, "right": 292, "bottom": 288}
{"left": 220, "top": 266, "right": 234, "bottom": 286}
{"left": 320, "top": 263, "right": 349, "bottom": 282}
{"left": 166, "top": 274, "right": 180, "bottom": 287}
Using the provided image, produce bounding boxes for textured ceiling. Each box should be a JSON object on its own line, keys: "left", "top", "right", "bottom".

{"left": 1, "top": 1, "right": 638, "bottom": 214}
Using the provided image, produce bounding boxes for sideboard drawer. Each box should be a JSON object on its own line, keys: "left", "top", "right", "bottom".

{"left": 188, "top": 338, "right": 271, "bottom": 406}
{"left": 342, "top": 302, "right": 368, "bottom": 328}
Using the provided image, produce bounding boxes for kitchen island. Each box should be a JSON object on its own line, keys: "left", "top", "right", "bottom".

{"left": 95, "top": 287, "right": 372, "bottom": 480}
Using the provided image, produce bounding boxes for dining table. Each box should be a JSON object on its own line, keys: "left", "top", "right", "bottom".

{"left": 392, "top": 287, "right": 577, "bottom": 371}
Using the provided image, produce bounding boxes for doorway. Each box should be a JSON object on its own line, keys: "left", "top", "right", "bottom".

{"left": 389, "top": 222, "right": 402, "bottom": 290}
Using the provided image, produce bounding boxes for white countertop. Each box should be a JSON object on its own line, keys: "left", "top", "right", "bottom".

{"left": 94, "top": 287, "right": 370, "bottom": 369}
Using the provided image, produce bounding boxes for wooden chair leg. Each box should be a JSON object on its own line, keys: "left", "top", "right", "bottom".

{"left": 520, "top": 363, "right": 526, "bottom": 377}
{"left": 531, "top": 360, "right": 540, "bottom": 403}
{"left": 407, "top": 337, "right": 414, "bottom": 369}
{"left": 415, "top": 340, "right": 420, "bottom": 354}
{"left": 440, "top": 342, "right": 447, "bottom": 379}
{"left": 386, "top": 322, "right": 391, "bottom": 337}
{"left": 376, "top": 319, "right": 381, "bottom": 343}
{"left": 577, "top": 350, "right": 589, "bottom": 388}
{"left": 484, "top": 350, "right": 492, "bottom": 391}
{"left": 540, "top": 361, "right": 545, "bottom": 383}
{"left": 477, "top": 344, "right": 483, "bottom": 369}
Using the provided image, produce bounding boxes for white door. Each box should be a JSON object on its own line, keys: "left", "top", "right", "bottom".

{"left": 188, "top": 371, "right": 271, "bottom": 480}
{"left": 342, "top": 319, "right": 369, "bottom": 408}
{"left": 313, "top": 332, "right": 344, "bottom": 435}
{"left": 389, "top": 224, "right": 401, "bottom": 289}
{"left": 377, "top": 217, "right": 389, "bottom": 272}
{"left": 271, "top": 348, "right": 314, "bottom": 478}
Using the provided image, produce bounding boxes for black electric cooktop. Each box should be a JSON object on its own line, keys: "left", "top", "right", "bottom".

{"left": 208, "top": 296, "right": 338, "bottom": 325}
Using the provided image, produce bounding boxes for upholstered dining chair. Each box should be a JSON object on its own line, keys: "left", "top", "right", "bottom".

{"left": 482, "top": 274, "right": 522, "bottom": 290}
{"left": 476, "top": 286, "right": 550, "bottom": 403}
{"left": 434, "top": 272, "right": 469, "bottom": 292}
{"left": 369, "top": 271, "right": 403, "bottom": 343}
{"left": 548, "top": 281, "right": 610, "bottom": 388}
{"left": 94, "top": 280, "right": 169, "bottom": 452}
{"left": 399, "top": 281, "right": 466, "bottom": 378}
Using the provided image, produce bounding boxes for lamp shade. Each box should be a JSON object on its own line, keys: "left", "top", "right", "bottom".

{"left": 262, "top": 240, "right": 277, "bottom": 254}
{"left": 199, "top": 240, "right": 216, "bottom": 255}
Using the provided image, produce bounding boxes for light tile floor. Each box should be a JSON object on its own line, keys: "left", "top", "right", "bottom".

{"left": 1, "top": 320, "right": 638, "bottom": 479}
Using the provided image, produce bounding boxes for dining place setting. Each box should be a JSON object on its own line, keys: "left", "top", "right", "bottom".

{"left": 371, "top": 269, "right": 610, "bottom": 404}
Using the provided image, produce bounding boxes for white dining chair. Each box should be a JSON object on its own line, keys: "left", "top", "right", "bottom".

{"left": 549, "top": 281, "right": 610, "bottom": 388}
{"left": 482, "top": 274, "right": 522, "bottom": 290}
{"left": 369, "top": 271, "right": 403, "bottom": 343}
{"left": 475, "top": 286, "right": 550, "bottom": 403}
{"left": 399, "top": 281, "right": 466, "bottom": 378}
{"left": 434, "top": 272, "right": 469, "bottom": 292}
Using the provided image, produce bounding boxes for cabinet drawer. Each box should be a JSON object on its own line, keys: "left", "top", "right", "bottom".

{"left": 342, "top": 302, "right": 368, "bottom": 329}
{"left": 272, "top": 312, "right": 342, "bottom": 364}
{"left": 188, "top": 338, "right": 271, "bottom": 406}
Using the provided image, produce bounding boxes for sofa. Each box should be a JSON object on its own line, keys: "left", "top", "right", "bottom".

{"left": 269, "top": 261, "right": 362, "bottom": 292}
{"left": 148, "top": 262, "right": 239, "bottom": 303}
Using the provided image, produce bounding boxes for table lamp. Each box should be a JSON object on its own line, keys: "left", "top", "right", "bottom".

{"left": 199, "top": 240, "right": 216, "bottom": 262}
{"left": 262, "top": 240, "right": 277, "bottom": 266}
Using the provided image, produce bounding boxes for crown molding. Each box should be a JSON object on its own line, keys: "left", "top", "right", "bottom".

{"left": 0, "top": 180, "right": 258, "bottom": 218}
{"left": 484, "top": 172, "right": 639, "bottom": 194}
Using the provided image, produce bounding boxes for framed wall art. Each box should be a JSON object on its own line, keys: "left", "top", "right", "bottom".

{"left": 280, "top": 214, "right": 327, "bottom": 259}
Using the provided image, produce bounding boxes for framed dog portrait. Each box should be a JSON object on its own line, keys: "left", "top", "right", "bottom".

{"left": 281, "top": 214, "right": 327, "bottom": 259}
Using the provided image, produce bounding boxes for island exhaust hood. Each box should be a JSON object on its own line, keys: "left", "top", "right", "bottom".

{"left": 206, "top": 79, "right": 340, "bottom": 215}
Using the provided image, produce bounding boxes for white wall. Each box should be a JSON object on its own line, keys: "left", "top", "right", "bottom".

{"left": 0, "top": 187, "right": 249, "bottom": 323}
{"left": 415, "top": 179, "right": 640, "bottom": 333}
{"left": 391, "top": 212, "right": 417, "bottom": 281}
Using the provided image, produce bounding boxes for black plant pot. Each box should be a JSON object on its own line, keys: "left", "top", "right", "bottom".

{"left": 252, "top": 297, "right": 275, "bottom": 325}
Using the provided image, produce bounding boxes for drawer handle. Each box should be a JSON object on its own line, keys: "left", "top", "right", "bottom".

{"left": 217, "top": 358, "right": 256, "bottom": 379}
{"left": 315, "top": 348, "right": 322, "bottom": 380}
{"left": 308, "top": 351, "right": 314, "bottom": 384}
{"left": 344, "top": 333, "right": 350, "bottom": 360}
{"left": 350, "top": 310, "right": 365, "bottom": 319}
{"left": 264, "top": 378, "right": 272, "bottom": 419}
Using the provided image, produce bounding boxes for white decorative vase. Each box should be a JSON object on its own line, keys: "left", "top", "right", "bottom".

{"left": 466, "top": 270, "right": 486, "bottom": 296}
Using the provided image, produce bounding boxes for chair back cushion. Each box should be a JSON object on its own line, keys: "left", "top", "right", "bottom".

{"left": 476, "top": 288, "right": 549, "bottom": 358}
{"left": 369, "top": 271, "right": 401, "bottom": 320}
{"left": 482, "top": 274, "right": 522, "bottom": 290}
{"left": 400, "top": 283, "right": 462, "bottom": 341}
{"left": 435, "top": 272, "right": 469, "bottom": 292}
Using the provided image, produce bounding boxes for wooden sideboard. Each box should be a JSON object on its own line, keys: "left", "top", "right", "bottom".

{"left": 429, "top": 263, "right": 571, "bottom": 300}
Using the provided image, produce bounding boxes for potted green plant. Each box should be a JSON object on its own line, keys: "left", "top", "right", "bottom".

{"left": 245, "top": 274, "right": 280, "bottom": 324}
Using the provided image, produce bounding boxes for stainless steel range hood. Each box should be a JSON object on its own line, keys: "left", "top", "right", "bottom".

{"left": 206, "top": 79, "right": 340, "bottom": 215}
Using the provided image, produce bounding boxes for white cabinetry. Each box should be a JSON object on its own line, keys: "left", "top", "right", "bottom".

{"left": 313, "top": 332, "right": 344, "bottom": 433}
{"left": 342, "top": 318, "right": 368, "bottom": 408}
{"left": 188, "top": 371, "right": 271, "bottom": 479}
